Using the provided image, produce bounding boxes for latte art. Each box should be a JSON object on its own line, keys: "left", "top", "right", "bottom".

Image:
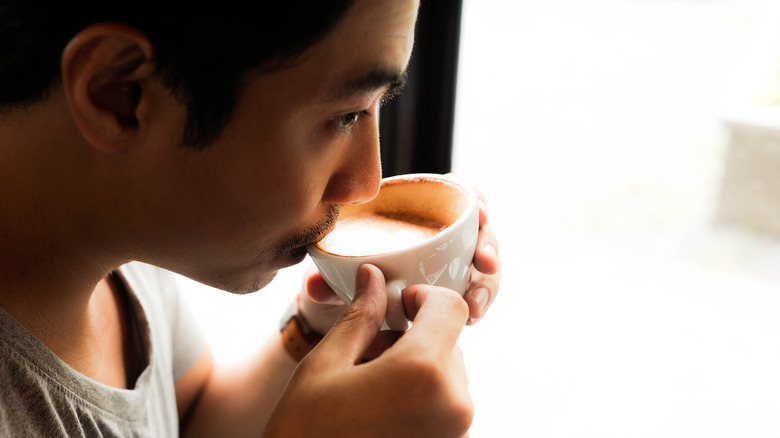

{"left": 317, "top": 212, "right": 446, "bottom": 256}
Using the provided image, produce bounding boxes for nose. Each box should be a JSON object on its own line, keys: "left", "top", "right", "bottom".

{"left": 322, "top": 117, "right": 382, "bottom": 205}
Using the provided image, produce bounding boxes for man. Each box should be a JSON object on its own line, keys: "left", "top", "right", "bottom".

{"left": 0, "top": 0, "right": 501, "bottom": 436}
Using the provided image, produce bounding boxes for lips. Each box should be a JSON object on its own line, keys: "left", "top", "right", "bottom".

{"left": 302, "top": 207, "right": 340, "bottom": 247}
{"left": 287, "top": 245, "right": 309, "bottom": 265}
{"left": 274, "top": 205, "right": 339, "bottom": 261}
{"left": 313, "top": 220, "right": 338, "bottom": 244}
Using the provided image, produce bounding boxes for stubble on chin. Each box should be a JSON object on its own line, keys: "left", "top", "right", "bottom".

{"left": 275, "top": 204, "right": 340, "bottom": 256}
{"left": 236, "top": 271, "right": 279, "bottom": 294}
{"left": 215, "top": 205, "right": 340, "bottom": 295}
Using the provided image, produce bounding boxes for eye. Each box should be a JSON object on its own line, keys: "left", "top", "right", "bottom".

{"left": 334, "top": 110, "right": 368, "bottom": 131}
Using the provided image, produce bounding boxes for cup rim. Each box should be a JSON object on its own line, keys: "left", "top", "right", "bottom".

{"left": 306, "top": 173, "right": 478, "bottom": 260}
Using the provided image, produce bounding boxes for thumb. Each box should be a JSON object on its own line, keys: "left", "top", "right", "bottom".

{"left": 306, "top": 264, "right": 387, "bottom": 368}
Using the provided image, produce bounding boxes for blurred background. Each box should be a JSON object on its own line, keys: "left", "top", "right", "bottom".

{"left": 177, "top": 0, "right": 780, "bottom": 436}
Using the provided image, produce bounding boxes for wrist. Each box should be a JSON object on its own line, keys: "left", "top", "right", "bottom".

{"left": 280, "top": 298, "right": 324, "bottom": 362}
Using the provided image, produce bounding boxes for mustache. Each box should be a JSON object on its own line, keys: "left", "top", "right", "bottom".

{"left": 276, "top": 204, "right": 340, "bottom": 255}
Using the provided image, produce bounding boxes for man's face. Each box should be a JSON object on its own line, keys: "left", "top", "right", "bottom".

{"left": 136, "top": 0, "right": 419, "bottom": 292}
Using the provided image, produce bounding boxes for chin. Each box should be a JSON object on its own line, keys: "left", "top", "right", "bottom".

{"left": 231, "top": 269, "right": 280, "bottom": 295}
{"left": 178, "top": 243, "right": 309, "bottom": 295}
{"left": 186, "top": 264, "right": 280, "bottom": 295}
{"left": 236, "top": 247, "right": 312, "bottom": 294}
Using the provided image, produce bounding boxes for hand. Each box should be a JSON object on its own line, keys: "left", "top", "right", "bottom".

{"left": 296, "top": 262, "right": 348, "bottom": 335}
{"left": 297, "top": 182, "right": 501, "bottom": 333}
{"left": 264, "top": 265, "right": 473, "bottom": 437}
{"left": 463, "top": 186, "right": 501, "bottom": 325}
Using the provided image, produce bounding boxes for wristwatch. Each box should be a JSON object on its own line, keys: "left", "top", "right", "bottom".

{"left": 280, "top": 298, "right": 324, "bottom": 362}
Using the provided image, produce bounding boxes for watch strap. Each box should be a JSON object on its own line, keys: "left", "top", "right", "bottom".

{"left": 280, "top": 300, "right": 324, "bottom": 362}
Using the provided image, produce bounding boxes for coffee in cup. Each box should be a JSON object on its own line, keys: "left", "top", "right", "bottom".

{"left": 316, "top": 211, "right": 442, "bottom": 256}
{"left": 307, "top": 173, "right": 479, "bottom": 331}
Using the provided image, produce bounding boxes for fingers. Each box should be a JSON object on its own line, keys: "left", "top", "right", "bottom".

{"left": 360, "top": 330, "right": 403, "bottom": 362}
{"left": 463, "top": 264, "right": 500, "bottom": 325}
{"left": 400, "top": 285, "right": 469, "bottom": 356}
{"left": 306, "top": 264, "right": 387, "bottom": 368}
{"left": 304, "top": 270, "right": 343, "bottom": 305}
{"left": 471, "top": 185, "right": 498, "bottom": 274}
{"left": 477, "top": 194, "right": 489, "bottom": 228}
{"left": 467, "top": 190, "right": 501, "bottom": 325}
{"left": 465, "top": 222, "right": 501, "bottom": 324}
{"left": 297, "top": 264, "right": 349, "bottom": 335}
{"left": 473, "top": 223, "right": 499, "bottom": 275}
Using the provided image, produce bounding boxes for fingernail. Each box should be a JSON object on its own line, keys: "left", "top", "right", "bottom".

{"left": 478, "top": 200, "right": 488, "bottom": 225}
{"left": 354, "top": 265, "right": 371, "bottom": 296}
{"left": 482, "top": 243, "right": 497, "bottom": 260}
{"left": 473, "top": 288, "right": 489, "bottom": 314}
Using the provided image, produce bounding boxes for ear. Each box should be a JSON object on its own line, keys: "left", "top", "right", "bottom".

{"left": 61, "top": 23, "right": 158, "bottom": 152}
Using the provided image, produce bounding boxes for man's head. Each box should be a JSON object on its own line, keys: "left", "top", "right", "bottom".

{"left": 0, "top": 1, "right": 356, "bottom": 148}
{"left": 0, "top": 0, "right": 419, "bottom": 293}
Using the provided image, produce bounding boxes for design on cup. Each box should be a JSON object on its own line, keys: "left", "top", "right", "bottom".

{"left": 419, "top": 261, "right": 445, "bottom": 285}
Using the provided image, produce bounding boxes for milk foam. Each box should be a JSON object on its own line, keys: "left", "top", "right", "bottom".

{"left": 318, "top": 213, "right": 444, "bottom": 256}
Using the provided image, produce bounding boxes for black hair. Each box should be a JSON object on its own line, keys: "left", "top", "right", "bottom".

{"left": 0, "top": 1, "right": 355, "bottom": 148}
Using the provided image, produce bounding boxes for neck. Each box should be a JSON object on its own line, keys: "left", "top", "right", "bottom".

{"left": 0, "top": 94, "right": 128, "bottom": 350}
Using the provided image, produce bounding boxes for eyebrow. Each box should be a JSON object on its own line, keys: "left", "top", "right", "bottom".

{"left": 332, "top": 67, "right": 408, "bottom": 102}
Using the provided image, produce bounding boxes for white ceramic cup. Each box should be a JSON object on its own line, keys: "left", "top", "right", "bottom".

{"left": 306, "top": 173, "right": 480, "bottom": 331}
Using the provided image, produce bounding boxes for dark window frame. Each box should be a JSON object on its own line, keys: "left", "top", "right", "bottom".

{"left": 379, "top": 0, "right": 463, "bottom": 177}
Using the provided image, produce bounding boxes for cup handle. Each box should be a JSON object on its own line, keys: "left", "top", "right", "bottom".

{"left": 384, "top": 278, "right": 409, "bottom": 332}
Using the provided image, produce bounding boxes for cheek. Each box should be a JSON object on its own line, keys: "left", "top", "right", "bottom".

{"left": 204, "top": 110, "right": 341, "bottom": 234}
{"left": 241, "top": 151, "right": 328, "bottom": 228}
